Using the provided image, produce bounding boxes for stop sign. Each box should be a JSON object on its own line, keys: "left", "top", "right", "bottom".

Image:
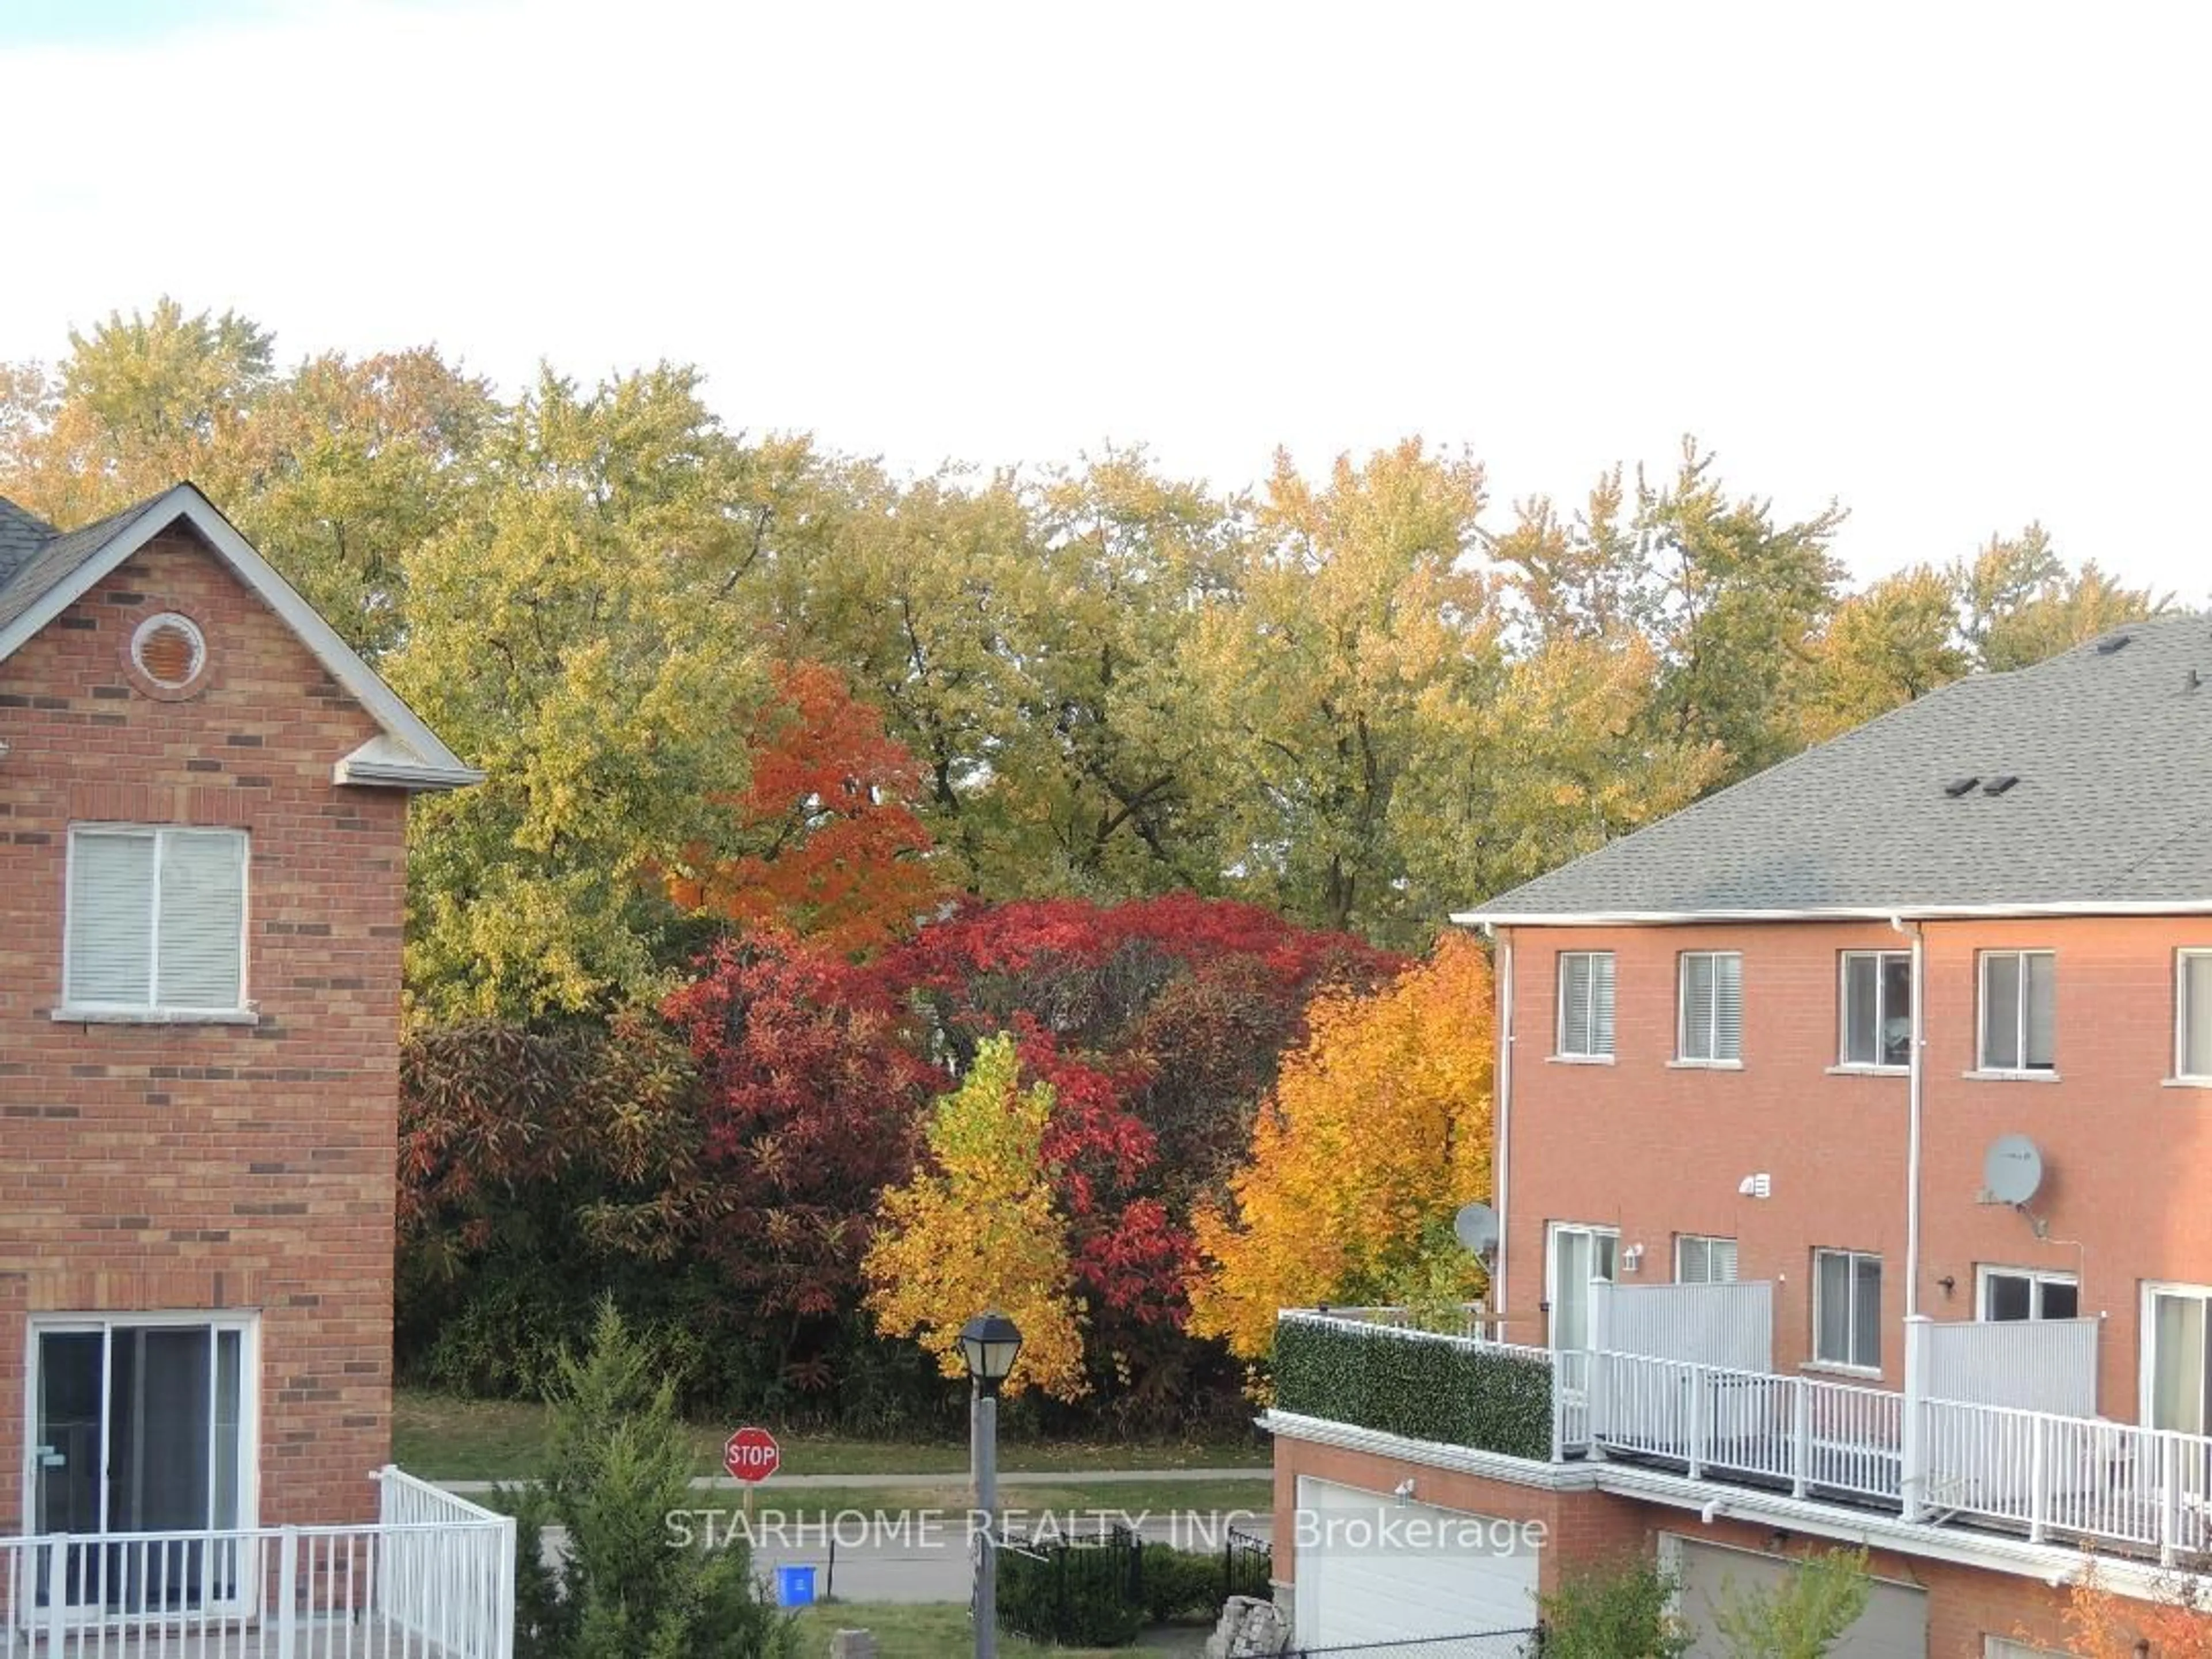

{"left": 723, "top": 1426, "right": 781, "bottom": 1484}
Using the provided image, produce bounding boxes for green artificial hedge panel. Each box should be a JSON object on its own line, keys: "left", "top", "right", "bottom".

{"left": 1273, "top": 1317, "right": 1554, "bottom": 1461}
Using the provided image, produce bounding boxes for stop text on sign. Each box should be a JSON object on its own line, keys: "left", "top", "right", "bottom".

{"left": 723, "top": 1426, "right": 781, "bottom": 1484}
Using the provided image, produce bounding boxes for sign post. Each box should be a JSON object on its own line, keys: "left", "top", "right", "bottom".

{"left": 725, "top": 1426, "right": 781, "bottom": 1525}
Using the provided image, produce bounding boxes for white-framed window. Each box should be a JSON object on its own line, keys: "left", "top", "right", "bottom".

{"left": 1813, "top": 1248, "right": 1882, "bottom": 1370}
{"left": 1676, "top": 1235, "right": 1739, "bottom": 1285}
{"left": 1677, "top": 951, "right": 1743, "bottom": 1063}
{"left": 2179, "top": 950, "right": 2212, "bottom": 1083}
{"left": 1978, "top": 1266, "right": 2080, "bottom": 1321}
{"left": 1978, "top": 949, "right": 2056, "bottom": 1073}
{"left": 2143, "top": 1282, "right": 2212, "bottom": 1435}
{"left": 1556, "top": 951, "right": 1616, "bottom": 1058}
{"left": 1546, "top": 1222, "right": 1619, "bottom": 1351}
{"left": 1839, "top": 950, "right": 1912, "bottom": 1069}
{"left": 63, "top": 825, "right": 249, "bottom": 1015}
{"left": 1985, "top": 1639, "right": 2065, "bottom": 1659}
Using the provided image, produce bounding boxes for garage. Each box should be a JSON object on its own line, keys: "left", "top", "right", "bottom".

{"left": 1292, "top": 1478, "right": 1540, "bottom": 1646}
{"left": 1663, "top": 1536, "right": 1927, "bottom": 1658}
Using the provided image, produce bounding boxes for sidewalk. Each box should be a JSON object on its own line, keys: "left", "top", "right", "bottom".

{"left": 439, "top": 1466, "right": 1265, "bottom": 1495}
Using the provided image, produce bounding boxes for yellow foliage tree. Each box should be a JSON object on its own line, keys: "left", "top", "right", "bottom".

{"left": 863, "top": 1035, "right": 1088, "bottom": 1400}
{"left": 1190, "top": 931, "right": 1495, "bottom": 1359}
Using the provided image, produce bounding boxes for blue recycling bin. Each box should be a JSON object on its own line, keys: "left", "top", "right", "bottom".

{"left": 775, "top": 1565, "right": 817, "bottom": 1608}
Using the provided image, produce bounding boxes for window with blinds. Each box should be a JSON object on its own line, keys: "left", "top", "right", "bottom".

{"left": 1677, "top": 951, "right": 1743, "bottom": 1062}
{"left": 1676, "top": 1234, "right": 1738, "bottom": 1284}
{"left": 1979, "top": 950, "right": 2056, "bottom": 1072}
{"left": 1556, "top": 951, "right": 1615, "bottom": 1058}
{"left": 65, "top": 827, "right": 248, "bottom": 1014}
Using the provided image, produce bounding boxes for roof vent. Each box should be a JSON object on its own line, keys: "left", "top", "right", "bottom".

{"left": 1983, "top": 775, "right": 2020, "bottom": 796}
{"left": 1944, "top": 777, "right": 1980, "bottom": 797}
{"left": 2189, "top": 669, "right": 2203, "bottom": 693}
{"left": 2096, "top": 633, "right": 2134, "bottom": 656}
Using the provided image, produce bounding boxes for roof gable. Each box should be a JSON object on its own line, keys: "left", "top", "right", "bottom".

{"left": 0, "top": 484, "right": 480, "bottom": 791}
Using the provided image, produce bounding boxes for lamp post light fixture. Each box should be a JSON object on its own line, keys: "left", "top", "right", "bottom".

{"left": 960, "top": 1311, "right": 1022, "bottom": 1659}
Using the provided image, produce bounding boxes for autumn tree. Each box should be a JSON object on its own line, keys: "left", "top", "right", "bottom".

{"left": 0, "top": 298, "right": 275, "bottom": 525}
{"left": 1799, "top": 566, "right": 1969, "bottom": 742}
{"left": 1190, "top": 931, "right": 1495, "bottom": 1358}
{"left": 2043, "top": 1562, "right": 2212, "bottom": 1658}
{"left": 863, "top": 1035, "right": 1088, "bottom": 1399}
{"left": 391, "top": 366, "right": 786, "bottom": 1018}
{"left": 1953, "top": 524, "right": 2168, "bottom": 673}
{"left": 1188, "top": 440, "right": 1500, "bottom": 942}
{"left": 667, "top": 660, "right": 944, "bottom": 956}
{"left": 662, "top": 935, "right": 937, "bottom": 1392}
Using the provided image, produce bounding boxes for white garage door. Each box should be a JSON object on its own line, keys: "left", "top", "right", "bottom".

{"left": 1665, "top": 1536, "right": 1927, "bottom": 1658}
{"left": 1293, "top": 1478, "right": 1540, "bottom": 1647}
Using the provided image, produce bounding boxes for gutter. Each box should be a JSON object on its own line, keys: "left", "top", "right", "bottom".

{"left": 1895, "top": 916, "right": 1926, "bottom": 1319}
{"left": 1450, "top": 900, "right": 2212, "bottom": 928}
{"left": 1491, "top": 925, "right": 1512, "bottom": 1330}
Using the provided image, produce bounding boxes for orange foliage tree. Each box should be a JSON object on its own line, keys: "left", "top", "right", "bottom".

{"left": 2043, "top": 1562, "right": 2212, "bottom": 1657}
{"left": 669, "top": 660, "right": 942, "bottom": 955}
{"left": 1188, "top": 931, "right": 1495, "bottom": 1358}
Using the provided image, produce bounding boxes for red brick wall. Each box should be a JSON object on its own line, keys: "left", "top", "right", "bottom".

{"left": 1274, "top": 1441, "right": 2082, "bottom": 1654}
{"left": 0, "top": 526, "right": 407, "bottom": 1529}
{"left": 1498, "top": 916, "right": 2212, "bottom": 1412}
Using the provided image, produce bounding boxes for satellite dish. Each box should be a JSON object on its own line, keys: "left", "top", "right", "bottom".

{"left": 1983, "top": 1134, "right": 2045, "bottom": 1207}
{"left": 1454, "top": 1202, "right": 1500, "bottom": 1256}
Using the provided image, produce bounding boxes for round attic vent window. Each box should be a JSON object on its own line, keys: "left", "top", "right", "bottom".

{"left": 131, "top": 612, "right": 207, "bottom": 690}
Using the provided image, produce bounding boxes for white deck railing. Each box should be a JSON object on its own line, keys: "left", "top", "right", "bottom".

{"left": 373, "top": 1467, "right": 516, "bottom": 1659}
{"left": 1280, "top": 1307, "right": 2212, "bottom": 1569}
{"left": 0, "top": 1471, "right": 513, "bottom": 1658}
{"left": 1306, "top": 1302, "right": 1496, "bottom": 1339}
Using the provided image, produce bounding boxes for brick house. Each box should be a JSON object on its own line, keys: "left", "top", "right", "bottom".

{"left": 0, "top": 484, "right": 510, "bottom": 1645}
{"left": 1266, "top": 616, "right": 2212, "bottom": 1656}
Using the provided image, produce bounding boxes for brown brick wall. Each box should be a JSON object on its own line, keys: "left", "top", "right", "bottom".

{"left": 0, "top": 525, "right": 407, "bottom": 1529}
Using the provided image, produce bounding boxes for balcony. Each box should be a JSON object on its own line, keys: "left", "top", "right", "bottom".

{"left": 0, "top": 1468, "right": 513, "bottom": 1656}
{"left": 1267, "top": 1294, "right": 2212, "bottom": 1571}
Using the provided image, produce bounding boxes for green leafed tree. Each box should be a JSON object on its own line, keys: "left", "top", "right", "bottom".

{"left": 389, "top": 366, "right": 778, "bottom": 1020}
{"left": 1188, "top": 439, "right": 1502, "bottom": 942}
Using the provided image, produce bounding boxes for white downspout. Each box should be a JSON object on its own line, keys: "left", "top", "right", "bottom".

{"left": 1894, "top": 915, "right": 1925, "bottom": 1318}
{"left": 1488, "top": 923, "right": 1512, "bottom": 1336}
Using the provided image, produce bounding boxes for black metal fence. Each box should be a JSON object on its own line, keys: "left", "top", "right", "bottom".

{"left": 994, "top": 1521, "right": 1145, "bottom": 1647}
{"left": 1289, "top": 1630, "right": 1546, "bottom": 1657}
{"left": 1224, "top": 1525, "right": 1273, "bottom": 1601}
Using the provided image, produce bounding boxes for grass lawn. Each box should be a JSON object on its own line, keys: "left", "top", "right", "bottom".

{"left": 393, "top": 1388, "right": 1270, "bottom": 1482}
{"left": 789, "top": 1602, "right": 1207, "bottom": 1657}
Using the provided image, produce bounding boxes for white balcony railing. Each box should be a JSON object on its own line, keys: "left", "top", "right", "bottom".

{"left": 0, "top": 1468, "right": 514, "bottom": 1657}
{"left": 1278, "top": 1308, "right": 2212, "bottom": 1570}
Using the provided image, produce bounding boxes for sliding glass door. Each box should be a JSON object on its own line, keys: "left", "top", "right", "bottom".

{"left": 27, "top": 1318, "right": 253, "bottom": 1618}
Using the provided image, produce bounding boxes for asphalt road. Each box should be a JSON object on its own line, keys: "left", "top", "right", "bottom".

{"left": 734, "top": 1511, "right": 1277, "bottom": 1605}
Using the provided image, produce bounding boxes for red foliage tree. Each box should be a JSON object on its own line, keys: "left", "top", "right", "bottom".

{"left": 664, "top": 934, "right": 938, "bottom": 1388}
{"left": 669, "top": 660, "right": 943, "bottom": 956}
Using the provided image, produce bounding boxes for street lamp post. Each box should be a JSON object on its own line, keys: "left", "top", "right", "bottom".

{"left": 959, "top": 1311, "right": 1022, "bottom": 1659}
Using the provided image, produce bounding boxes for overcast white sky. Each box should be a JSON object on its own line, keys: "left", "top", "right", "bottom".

{"left": 2, "top": 0, "right": 2207, "bottom": 597}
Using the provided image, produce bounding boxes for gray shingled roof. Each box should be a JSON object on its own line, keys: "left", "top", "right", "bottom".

{"left": 0, "top": 497, "right": 58, "bottom": 580}
{"left": 0, "top": 491, "right": 176, "bottom": 635}
{"left": 1465, "top": 614, "right": 2212, "bottom": 918}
